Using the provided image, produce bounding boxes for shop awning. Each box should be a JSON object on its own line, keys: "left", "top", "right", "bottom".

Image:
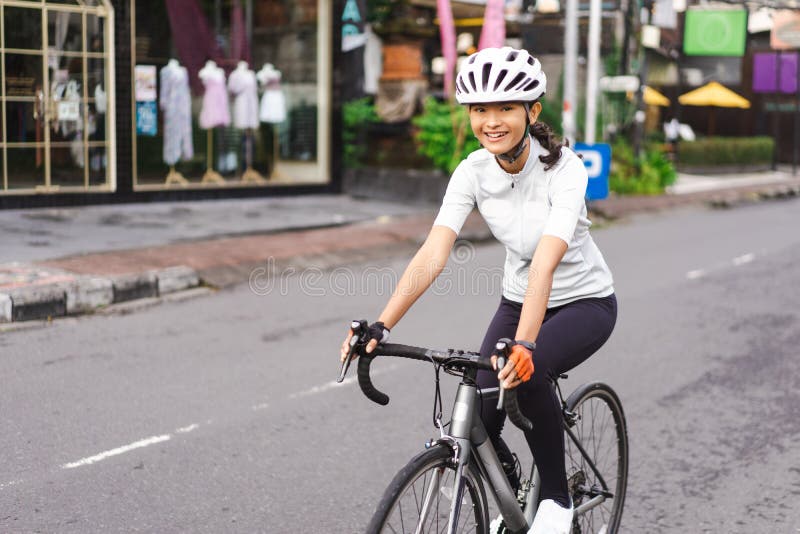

{"left": 678, "top": 81, "right": 751, "bottom": 109}
{"left": 644, "top": 86, "right": 670, "bottom": 107}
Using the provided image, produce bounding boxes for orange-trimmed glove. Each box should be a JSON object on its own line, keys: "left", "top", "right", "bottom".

{"left": 508, "top": 341, "right": 535, "bottom": 382}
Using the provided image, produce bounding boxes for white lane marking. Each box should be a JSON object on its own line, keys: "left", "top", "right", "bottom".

{"left": 688, "top": 252, "right": 758, "bottom": 280}
{"left": 686, "top": 269, "right": 705, "bottom": 280}
{"left": 289, "top": 363, "right": 400, "bottom": 400}
{"left": 62, "top": 434, "right": 171, "bottom": 469}
{"left": 291, "top": 375, "right": 358, "bottom": 399}
{"left": 58, "top": 362, "right": 404, "bottom": 470}
{"left": 0, "top": 479, "right": 23, "bottom": 490}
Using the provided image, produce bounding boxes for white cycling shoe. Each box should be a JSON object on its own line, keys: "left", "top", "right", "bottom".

{"left": 528, "top": 499, "right": 574, "bottom": 534}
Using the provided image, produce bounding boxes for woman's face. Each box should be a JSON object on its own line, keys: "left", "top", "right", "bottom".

{"left": 468, "top": 102, "right": 542, "bottom": 156}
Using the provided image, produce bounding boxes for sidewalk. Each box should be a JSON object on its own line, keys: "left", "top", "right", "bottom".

{"left": 2, "top": 167, "right": 799, "bottom": 324}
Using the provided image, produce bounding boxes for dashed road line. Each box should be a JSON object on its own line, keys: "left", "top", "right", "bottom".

{"left": 687, "top": 252, "right": 758, "bottom": 280}
{"left": 288, "top": 363, "right": 400, "bottom": 400}
{"left": 50, "top": 363, "right": 404, "bottom": 474}
{"left": 61, "top": 421, "right": 203, "bottom": 470}
{"left": 62, "top": 434, "right": 172, "bottom": 469}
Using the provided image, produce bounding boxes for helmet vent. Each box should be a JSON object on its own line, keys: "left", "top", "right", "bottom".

{"left": 457, "top": 77, "right": 468, "bottom": 94}
{"left": 522, "top": 79, "right": 539, "bottom": 91}
{"left": 506, "top": 51, "right": 519, "bottom": 62}
{"left": 506, "top": 72, "right": 526, "bottom": 91}
{"left": 481, "top": 63, "right": 492, "bottom": 91}
{"left": 527, "top": 55, "right": 535, "bottom": 66}
{"left": 493, "top": 69, "right": 508, "bottom": 91}
{"left": 468, "top": 72, "right": 477, "bottom": 92}
{"left": 468, "top": 54, "right": 478, "bottom": 64}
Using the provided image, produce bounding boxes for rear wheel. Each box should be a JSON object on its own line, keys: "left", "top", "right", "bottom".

{"left": 563, "top": 382, "right": 628, "bottom": 534}
{"left": 367, "top": 444, "right": 489, "bottom": 533}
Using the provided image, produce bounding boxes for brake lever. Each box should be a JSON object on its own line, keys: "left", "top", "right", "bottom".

{"left": 494, "top": 338, "right": 513, "bottom": 410}
{"left": 337, "top": 319, "right": 367, "bottom": 383}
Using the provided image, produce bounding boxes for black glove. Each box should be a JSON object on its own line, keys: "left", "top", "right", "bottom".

{"left": 367, "top": 321, "right": 391, "bottom": 345}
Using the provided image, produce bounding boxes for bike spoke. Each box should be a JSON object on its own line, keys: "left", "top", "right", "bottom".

{"left": 565, "top": 387, "right": 627, "bottom": 534}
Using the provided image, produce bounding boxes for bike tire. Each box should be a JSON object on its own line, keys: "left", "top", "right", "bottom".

{"left": 564, "top": 382, "right": 629, "bottom": 534}
{"left": 367, "top": 444, "right": 490, "bottom": 534}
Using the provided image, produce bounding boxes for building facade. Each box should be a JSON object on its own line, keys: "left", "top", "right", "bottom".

{"left": 0, "top": 0, "right": 343, "bottom": 209}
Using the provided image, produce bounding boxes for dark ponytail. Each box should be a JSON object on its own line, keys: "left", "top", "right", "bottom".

{"left": 530, "top": 121, "right": 566, "bottom": 171}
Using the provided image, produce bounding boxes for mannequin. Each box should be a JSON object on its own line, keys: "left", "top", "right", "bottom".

{"left": 198, "top": 60, "right": 230, "bottom": 185}
{"left": 91, "top": 82, "right": 107, "bottom": 175}
{"left": 257, "top": 63, "right": 287, "bottom": 180}
{"left": 228, "top": 61, "right": 264, "bottom": 183}
{"left": 160, "top": 58, "right": 193, "bottom": 186}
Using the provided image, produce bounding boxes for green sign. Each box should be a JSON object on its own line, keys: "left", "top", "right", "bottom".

{"left": 683, "top": 10, "right": 747, "bottom": 57}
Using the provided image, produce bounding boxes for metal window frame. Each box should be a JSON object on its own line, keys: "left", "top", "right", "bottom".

{"left": 130, "top": 0, "right": 331, "bottom": 191}
{"left": 0, "top": 0, "right": 115, "bottom": 195}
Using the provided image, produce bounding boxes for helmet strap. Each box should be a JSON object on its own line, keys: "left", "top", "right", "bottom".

{"left": 496, "top": 103, "right": 531, "bottom": 165}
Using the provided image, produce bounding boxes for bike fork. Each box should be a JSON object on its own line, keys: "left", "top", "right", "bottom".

{"left": 416, "top": 434, "right": 470, "bottom": 534}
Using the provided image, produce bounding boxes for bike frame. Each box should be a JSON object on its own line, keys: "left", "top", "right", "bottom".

{"left": 429, "top": 373, "right": 611, "bottom": 534}
{"left": 339, "top": 332, "right": 617, "bottom": 534}
{"left": 435, "top": 375, "right": 533, "bottom": 534}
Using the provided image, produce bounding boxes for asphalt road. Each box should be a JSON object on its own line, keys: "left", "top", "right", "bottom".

{"left": 1, "top": 198, "right": 799, "bottom": 533}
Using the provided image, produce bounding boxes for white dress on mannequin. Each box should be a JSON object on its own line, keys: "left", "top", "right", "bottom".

{"left": 257, "top": 63, "right": 287, "bottom": 124}
{"left": 159, "top": 58, "right": 194, "bottom": 165}
{"left": 228, "top": 61, "right": 259, "bottom": 130}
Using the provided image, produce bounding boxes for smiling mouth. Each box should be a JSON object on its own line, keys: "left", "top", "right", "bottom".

{"left": 485, "top": 132, "right": 508, "bottom": 140}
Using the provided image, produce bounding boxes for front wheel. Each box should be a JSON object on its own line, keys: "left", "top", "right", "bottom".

{"left": 564, "top": 382, "right": 629, "bottom": 534}
{"left": 367, "top": 444, "right": 490, "bottom": 533}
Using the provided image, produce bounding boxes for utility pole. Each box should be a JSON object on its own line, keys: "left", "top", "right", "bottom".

{"left": 620, "top": 0, "right": 636, "bottom": 75}
{"left": 585, "top": 0, "right": 602, "bottom": 144}
{"left": 795, "top": 50, "right": 799, "bottom": 176}
{"left": 563, "top": 0, "right": 578, "bottom": 145}
{"left": 632, "top": 0, "right": 654, "bottom": 159}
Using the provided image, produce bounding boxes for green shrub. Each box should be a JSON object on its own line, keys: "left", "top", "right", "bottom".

{"left": 609, "top": 139, "right": 676, "bottom": 195}
{"left": 412, "top": 97, "right": 564, "bottom": 174}
{"left": 343, "top": 98, "right": 379, "bottom": 168}
{"left": 537, "top": 98, "right": 563, "bottom": 136}
{"left": 678, "top": 137, "right": 774, "bottom": 166}
{"left": 412, "top": 98, "right": 480, "bottom": 174}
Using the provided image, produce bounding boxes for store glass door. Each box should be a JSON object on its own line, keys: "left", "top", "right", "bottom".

{"left": 1, "top": 1, "right": 114, "bottom": 194}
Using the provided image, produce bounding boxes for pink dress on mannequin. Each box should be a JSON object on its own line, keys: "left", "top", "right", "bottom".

{"left": 199, "top": 64, "right": 231, "bottom": 129}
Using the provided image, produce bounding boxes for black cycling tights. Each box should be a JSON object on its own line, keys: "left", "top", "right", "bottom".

{"left": 477, "top": 293, "right": 618, "bottom": 508}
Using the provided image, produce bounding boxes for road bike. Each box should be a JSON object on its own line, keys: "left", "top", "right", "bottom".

{"left": 339, "top": 320, "right": 629, "bottom": 534}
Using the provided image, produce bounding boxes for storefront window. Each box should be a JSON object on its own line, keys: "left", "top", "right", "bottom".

{"left": 133, "top": 0, "right": 330, "bottom": 190}
{"left": 0, "top": 1, "right": 115, "bottom": 194}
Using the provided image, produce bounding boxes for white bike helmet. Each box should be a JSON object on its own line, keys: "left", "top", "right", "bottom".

{"left": 456, "top": 47, "right": 547, "bottom": 105}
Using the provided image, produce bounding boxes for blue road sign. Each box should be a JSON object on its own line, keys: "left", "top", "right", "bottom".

{"left": 574, "top": 143, "right": 611, "bottom": 201}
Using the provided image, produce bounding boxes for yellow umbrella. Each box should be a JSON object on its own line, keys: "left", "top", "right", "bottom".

{"left": 678, "top": 81, "right": 750, "bottom": 109}
{"left": 644, "top": 86, "right": 670, "bottom": 107}
{"left": 678, "top": 81, "right": 750, "bottom": 135}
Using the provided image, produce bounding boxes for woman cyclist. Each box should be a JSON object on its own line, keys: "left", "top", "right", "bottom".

{"left": 341, "top": 47, "right": 617, "bottom": 534}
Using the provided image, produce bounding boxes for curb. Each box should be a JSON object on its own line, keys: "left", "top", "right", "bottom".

{"left": 588, "top": 179, "right": 800, "bottom": 219}
{"left": 0, "top": 265, "right": 200, "bottom": 324}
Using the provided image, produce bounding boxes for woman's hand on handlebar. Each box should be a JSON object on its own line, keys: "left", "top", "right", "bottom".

{"left": 340, "top": 321, "right": 391, "bottom": 361}
{"left": 491, "top": 341, "right": 534, "bottom": 389}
